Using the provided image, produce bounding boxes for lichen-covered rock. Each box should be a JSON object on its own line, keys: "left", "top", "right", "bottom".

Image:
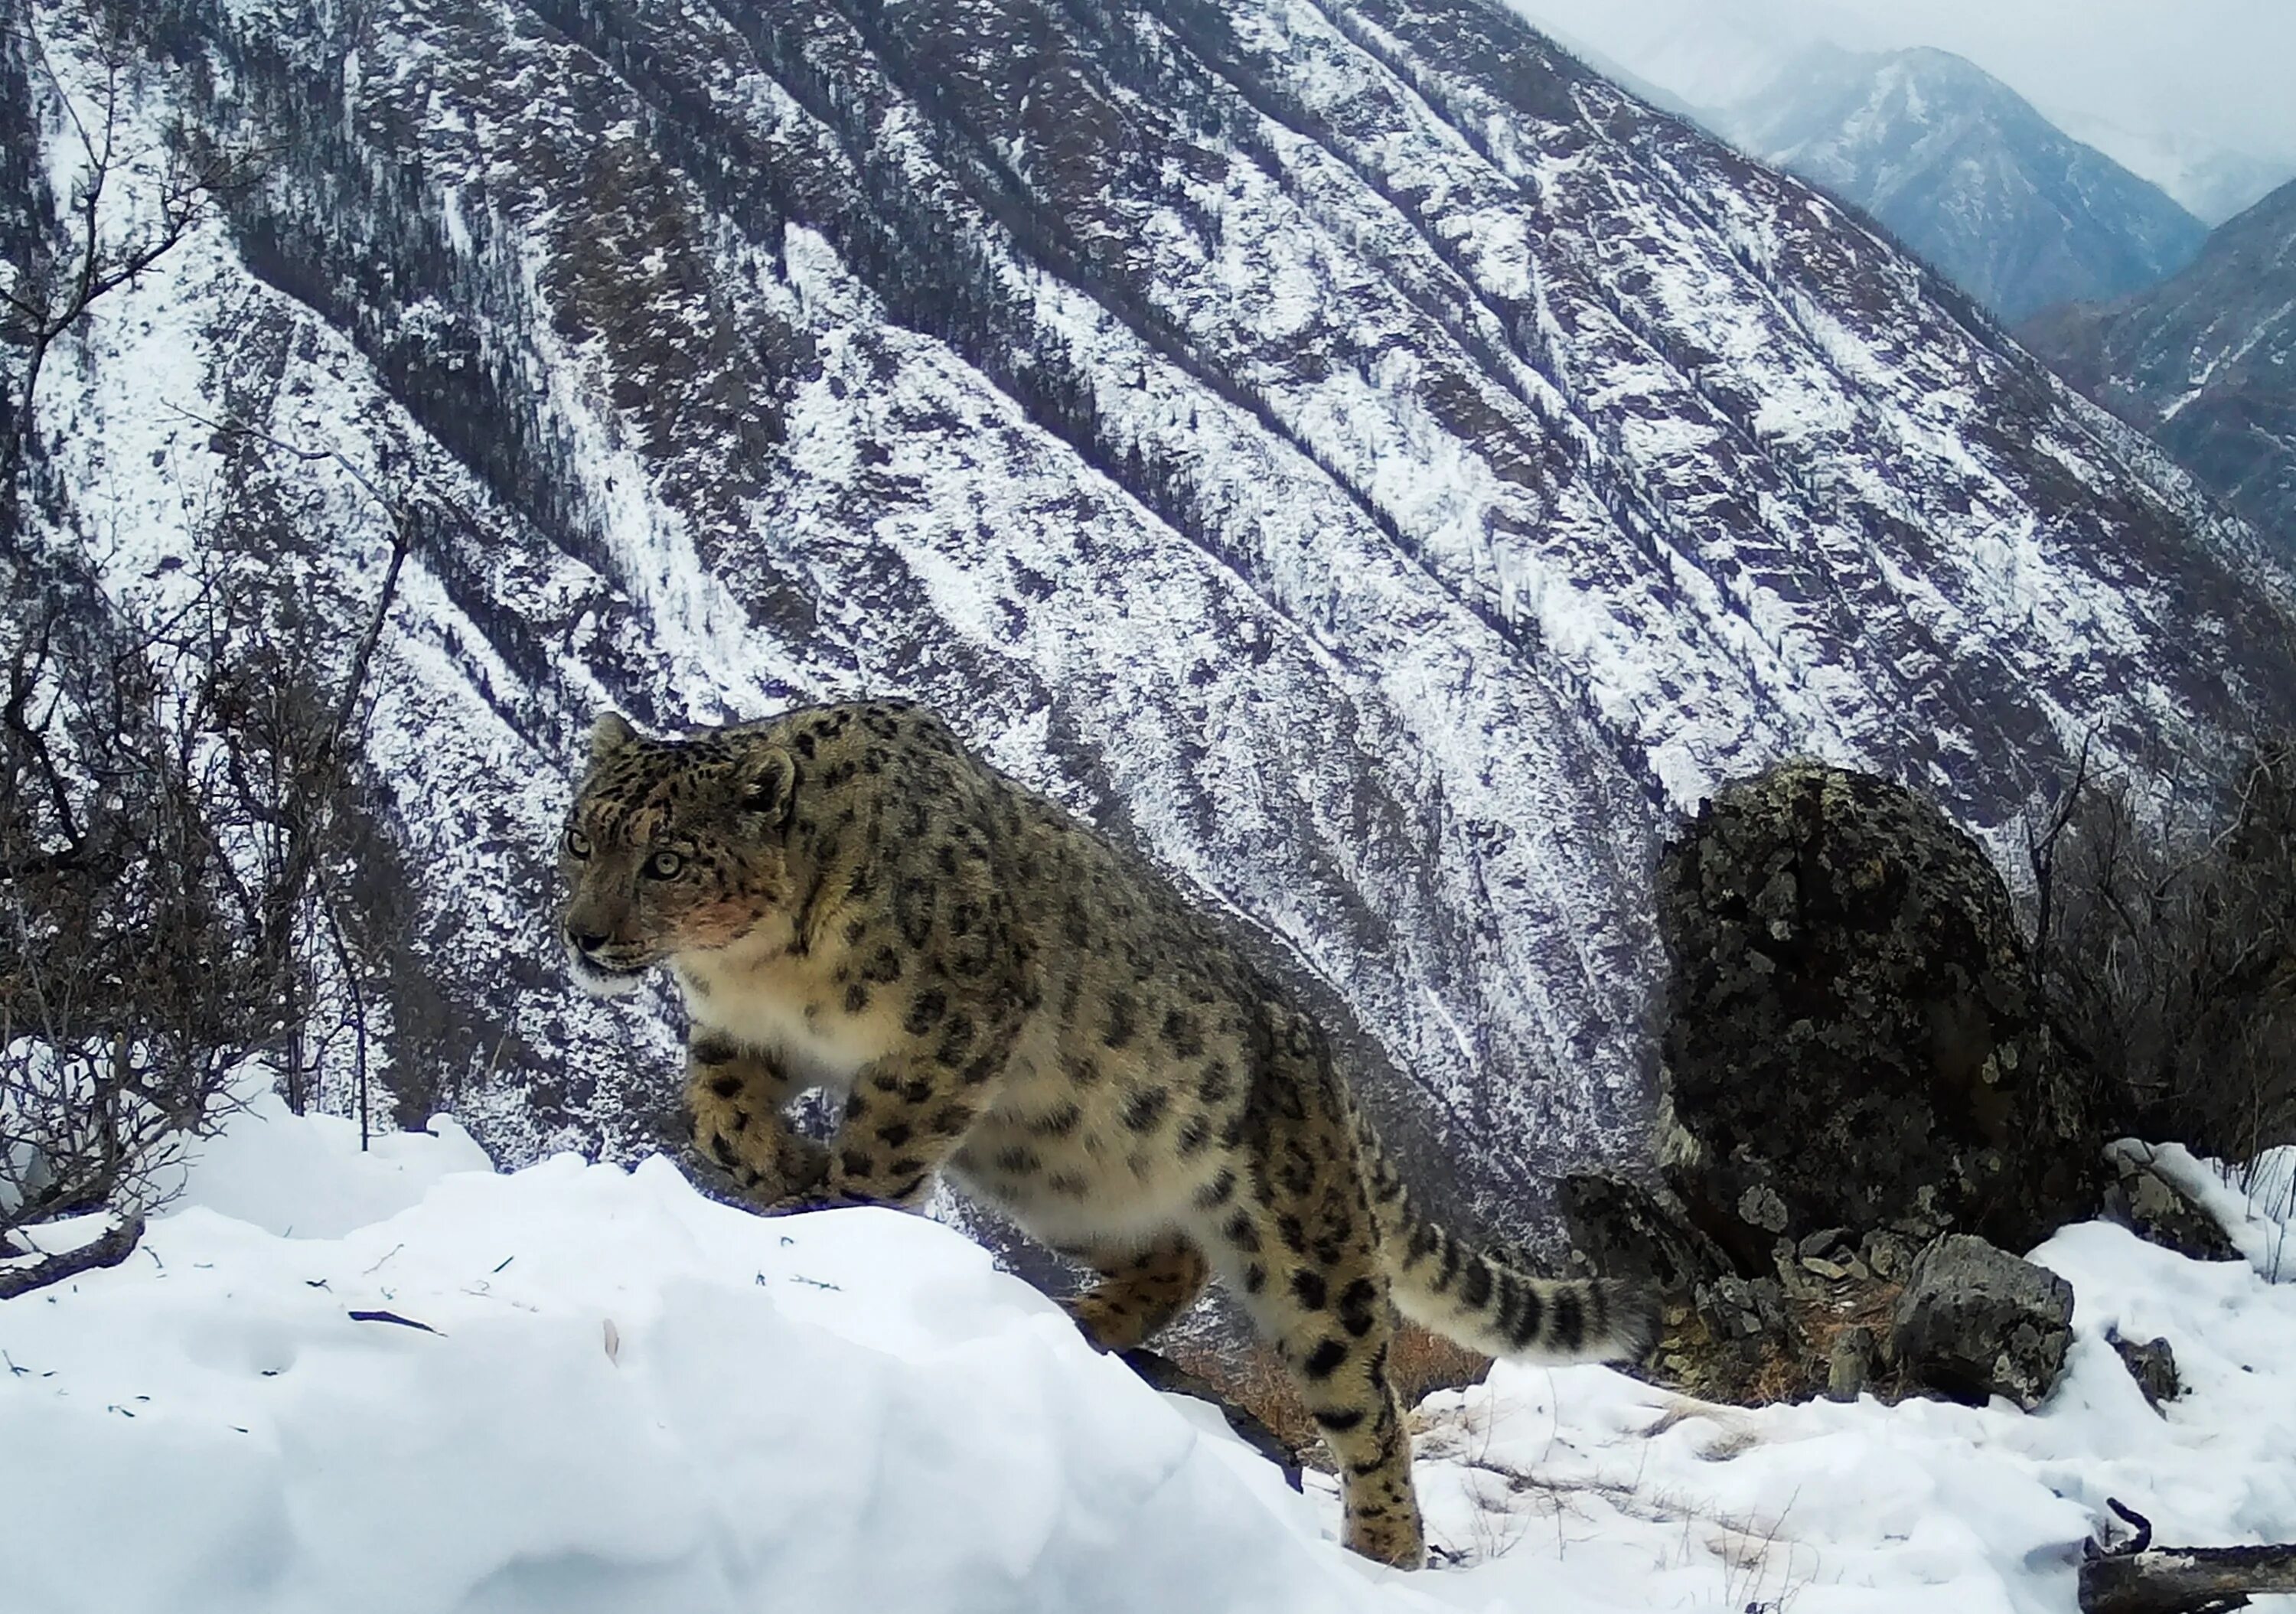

{"left": 1890, "top": 1234, "right": 2074, "bottom": 1409}
{"left": 2103, "top": 1143, "right": 2243, "bottom": 1263}
{"left": 1657, "top": 762, "right": 2099, "bottom": 1266}
{"left": 1826, "top": 1325, "right": 1879, "bottom": 1402}
{"left": 1567, "top": 762, "right": 2105, "bottom": 1406}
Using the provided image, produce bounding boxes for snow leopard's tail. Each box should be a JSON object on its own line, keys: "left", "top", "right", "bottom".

{"left": 1359, "top": 1121, "right": 1654, "bottom": 1364}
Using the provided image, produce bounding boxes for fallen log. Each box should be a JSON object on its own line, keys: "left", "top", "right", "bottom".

{"left": 2082, "top": 1505, "right": 2296, "bottom": 1614}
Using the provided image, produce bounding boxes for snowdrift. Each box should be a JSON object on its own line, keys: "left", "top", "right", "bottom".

{"left": 2, "top": 1099, "right": 2291, "bottom": 1614}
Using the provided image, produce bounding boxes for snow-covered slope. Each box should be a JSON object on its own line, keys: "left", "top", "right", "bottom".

{"left": 4, "top": 1094, "right": 2294, "bottom": 1612}
{"left": 11, "top": 0, "right": 2296, "bottom": 1219}
{"left": 0, "top": 1100, "right": 1396, "bottom": 1614}
{"left": 1706, "top": 45, "right": 2208, "bottom": 324}
{"left": 2022, "top": 177, "right": 2296, "bottom": 557}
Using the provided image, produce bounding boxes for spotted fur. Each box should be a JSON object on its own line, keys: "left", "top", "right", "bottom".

{"left": 556, "top": 700, "right": 1651, "bottom": 1569}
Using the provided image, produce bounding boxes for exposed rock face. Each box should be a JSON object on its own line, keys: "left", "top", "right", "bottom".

{"left": 1658, "top": 761, "right": 2097, "bottom": 1258}
{"left": 1890, "top": 1234, "right": 2074, "bottom": 1410}
{"left": 1567, "top": 761, "right": 2102, "bottom": 1403}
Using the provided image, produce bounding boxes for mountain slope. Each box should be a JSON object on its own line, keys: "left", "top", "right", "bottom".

{"left": 10, "top": 0, "right": 2295, "bottom": 1228}
{"left": 2023, "top": 178, "right": 2296, "bottom": 556}
{"left": 1706, "top": 44, "right": 2207, "bottom": 324}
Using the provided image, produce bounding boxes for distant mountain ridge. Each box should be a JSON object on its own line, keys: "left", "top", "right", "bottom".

{"left": 1507, "top": 1, "right": 2294, "bottom": 228}
{"left": 2023, "top": 177, "right": 2296, "bottom": 556}
{"left": 1704, "top": 44, "right": 2207, "bottom": 324}
{"left": 2049, "top": 111, "right": 2296, "bottom": 228}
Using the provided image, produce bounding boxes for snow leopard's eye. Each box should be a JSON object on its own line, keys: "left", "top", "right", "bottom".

{"left": 564, "top": 828, "right": 593, "bottom": 859}
{"left": 644, "top": 849, "right": 684, "bottom": 880}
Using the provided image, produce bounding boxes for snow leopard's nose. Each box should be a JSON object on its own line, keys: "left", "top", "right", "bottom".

{"left": 569, "top": 927, "right": 609, "bottom": 955}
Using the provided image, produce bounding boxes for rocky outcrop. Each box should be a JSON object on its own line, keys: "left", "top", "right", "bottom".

{"left": 1658, "top": 761, "right": 2099, "bottom": 1253}
{"left": 1567, "top": 761, "right": 2103, "bottom": 1404}
{"left": 1890, "top": 1234, "right": 2074, "bottom": 1409}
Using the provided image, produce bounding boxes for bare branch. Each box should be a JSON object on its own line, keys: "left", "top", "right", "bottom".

{"left": 0, "top": 1214, "right": 146, "bottom": 1301}
{"left": 2026, "top": 727, "right": 2095, "bottom": 979}
{"left": 4, "top": 14, "right": 264, "bottom": 538}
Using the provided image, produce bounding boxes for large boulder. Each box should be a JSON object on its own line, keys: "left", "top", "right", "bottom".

{"left": 1659, "top": 761, "right": 2097, "bottom": 1259}
{"left": 1889, "top": 1234, "right": 2074, "bottom": 1409}
{"left": 1567, "top": 762, "right": 2104, "bottom": 1404}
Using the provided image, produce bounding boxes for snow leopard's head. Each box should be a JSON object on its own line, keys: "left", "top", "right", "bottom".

{"left": 556, "top": 713, "right": 799, "bottom": 997}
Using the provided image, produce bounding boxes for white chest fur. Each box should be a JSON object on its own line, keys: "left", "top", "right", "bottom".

{"left": 672, "top": 929, "right": 883, "bottom": 1091}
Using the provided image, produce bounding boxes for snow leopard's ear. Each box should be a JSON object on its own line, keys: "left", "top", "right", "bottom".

{"left": 734, "top": 745, "right": 799, "bottom": 835}
{"left": 588, "top": 711, "right": 638, "bottom": 767}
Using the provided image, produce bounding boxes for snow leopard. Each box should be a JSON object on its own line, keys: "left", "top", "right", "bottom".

{"left": 557, "top": 699, "right": 1650, "bottom": 1567}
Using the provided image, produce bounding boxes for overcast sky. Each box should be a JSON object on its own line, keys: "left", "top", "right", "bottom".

{"left": 1510, "top": 0, "right": 2296, "bottom": 212}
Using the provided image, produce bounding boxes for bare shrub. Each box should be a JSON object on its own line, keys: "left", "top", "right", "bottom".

{"left": 0, "top": 2, "right": 429, "bottom": 1290}
{"left": 0, "top": 501, "right": 413, "bottom": 1286}
{"left": 0, "top": 579, "right": 269, "bottom": 1254}
{"left": 2028, "top": 742, "right": 2296, "bottom": 1162}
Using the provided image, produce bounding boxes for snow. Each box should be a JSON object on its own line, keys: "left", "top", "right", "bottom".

{"left": 6, "top": 1100, "right": 2294, "bottom": 1614}
{"left": 1405, "top": 1215, "right": 2296, "bottom": 1613}
{"left": 165, "top": 1088, "right": 494, "bottom": 1241}
{"left": 0, "top": 1103, "right": 1415, "bottom": 1614}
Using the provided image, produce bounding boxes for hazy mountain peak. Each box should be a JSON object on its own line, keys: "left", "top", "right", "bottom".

{"left": 2050, "top": 109, "right": 2296, "bottom": 227}
{"left": 1708, "top": 41, "right": 2207, "bottom": 322}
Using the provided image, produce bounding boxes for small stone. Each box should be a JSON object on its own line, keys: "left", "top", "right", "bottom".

{"left": 1864, "top": 1231, "right": 1916, "bottom": 1282}
{"left": 1799, "top": 1228, "right": 1854, "bottom": 1258}
{"left": 1801, "top": 1257, "right": 1850, "bottom": 1281}
{"left": 1738, "top": 1184, "right": 1789, "bottom": 1234}
{"left": 2108, "top": 1330, "right": 2181, "bottom": 1409}
{"left": 1827, "top": 1326, "right": 1876, "bottom": 1401}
